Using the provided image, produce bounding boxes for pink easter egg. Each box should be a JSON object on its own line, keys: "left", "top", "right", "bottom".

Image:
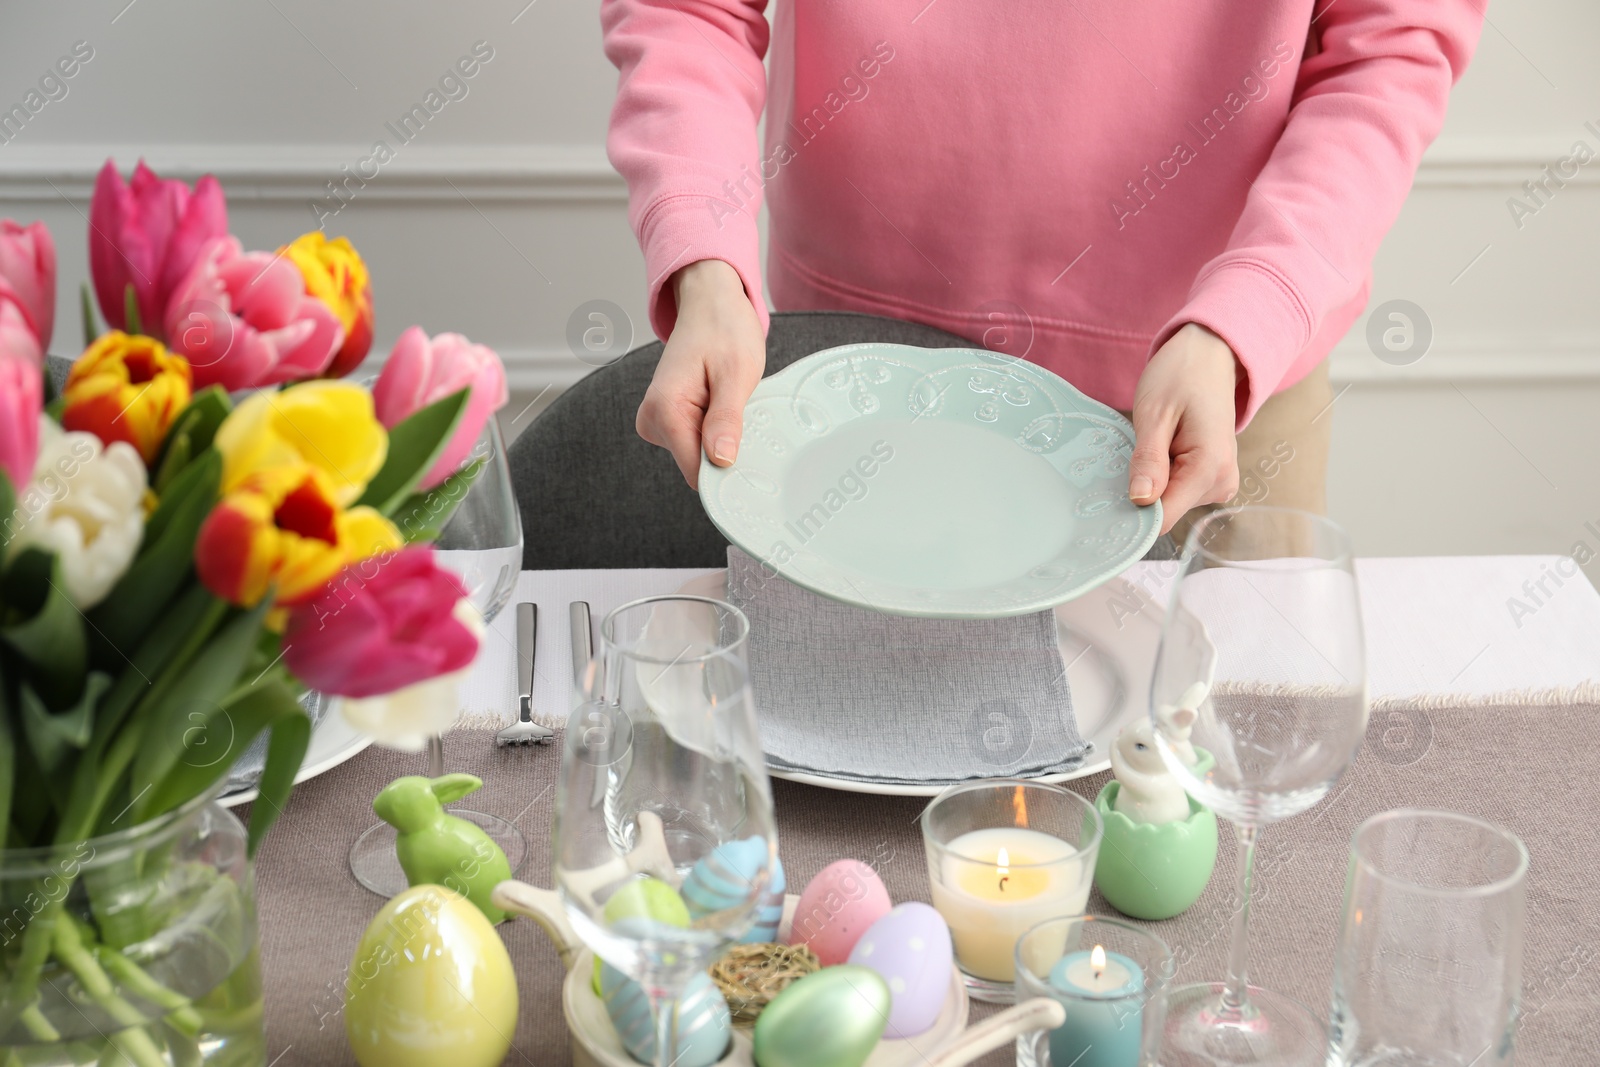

{"left": 787, "top": 860, "right": 892, "bottom": 965}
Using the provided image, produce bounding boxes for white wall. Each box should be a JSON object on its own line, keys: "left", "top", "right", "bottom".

{"left": 2, "top": 1, "right": 1597, "bottom": 571}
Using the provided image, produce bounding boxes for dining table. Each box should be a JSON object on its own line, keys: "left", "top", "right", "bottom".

{"left": 245, "top": 554, "right": 1600, "bottom": 1066}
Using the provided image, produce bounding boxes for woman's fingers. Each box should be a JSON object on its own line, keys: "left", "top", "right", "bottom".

{"left": 636, "top": 383, "right": 707, "bottom": 488}
{"left": 1129, "top": 405, "right": 1178, "bottom": 507}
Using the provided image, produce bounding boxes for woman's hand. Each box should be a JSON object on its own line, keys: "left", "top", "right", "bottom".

{"left": 1128, "top": 323, "right": 1242, "bottom": 534}
{"left": 636, "top": 259, "right": 766, "bottom": 488}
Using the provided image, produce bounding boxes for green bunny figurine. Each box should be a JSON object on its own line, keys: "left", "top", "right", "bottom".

{"left": 373, "top": 774, "right": 512, "bottom": 924}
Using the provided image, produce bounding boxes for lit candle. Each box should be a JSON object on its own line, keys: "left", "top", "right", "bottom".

{"left": 1047, "top": 944, "right": 1146, "bottom": 1067}
{"left": 928, "top": 827, "right": 1089, "bottom": 982}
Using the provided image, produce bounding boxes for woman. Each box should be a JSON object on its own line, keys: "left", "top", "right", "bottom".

{"left": 601, "top": 0, "right": 1481, "bottom": 535}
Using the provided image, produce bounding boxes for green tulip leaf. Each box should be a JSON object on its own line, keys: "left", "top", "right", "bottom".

{"left": 80, "top": 281, "right": 100, "bottom": 349}
{"left": 354, "top": 388, "right": 470, "bottom": 516}
{"left": 0, "top": 468, "right": 15, "bottom": 555}
{"left": 123, "top": 283, "right": 143, "bottom": 337}
{"left": 0, "top": 687, "right": 14, "bottom": 848}
{"left": 19, "top": 674, "right": 110, "bottom": 811}
{"left": 142, "top": 677, "right": 310, "bottom": 856}
{"left": 130, "top": 598, "right": 269, "bottom": 822}
{"left": 153, "top": 388, "right": 231, "bottom": 494}
{"left": 391, "top": 457, "right": 485, "bottom": 543}
{"left": 1, "top": 549, "right": 88, "bottom": 710}
{"left": 91, "top": 449, "right": 220, "bottom": 656}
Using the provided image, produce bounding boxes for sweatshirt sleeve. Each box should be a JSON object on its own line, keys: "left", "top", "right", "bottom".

{"left": 601, "top": 0, "right": 771, "bottom": 341}
{"left": 1151, "top": 0, "right": 1484, "bottom": 427}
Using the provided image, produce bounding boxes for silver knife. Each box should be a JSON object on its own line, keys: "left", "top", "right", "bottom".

{"left": 569, "top": 601, "right": 593, "bottom": 687}
{"left": 496, "top": 602, "right": 555, "bottom": 745}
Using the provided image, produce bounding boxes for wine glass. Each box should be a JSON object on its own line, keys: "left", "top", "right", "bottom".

{"left": 350, "top": 417, "right": 527, "bottom": 896}
{"left": 555, "top": 595, "right": 778, "bottom": 1067}
{"left": 1150, "top": 506, "right": 1368, "bottom": 1065}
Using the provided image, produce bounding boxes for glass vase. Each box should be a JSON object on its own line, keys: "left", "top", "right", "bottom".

{"left": 0, "top": 788, "right": 265, "bottom": 1066}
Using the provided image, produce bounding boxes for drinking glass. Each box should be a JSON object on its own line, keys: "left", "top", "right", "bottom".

{"left": 1150, "top": 506, "right": 1368, "bottom": 1065}
{"left": 1327, "top": 809, "right": 1527, "bottom": 1067}
{"left": 350, "top": 418, "right": 526, "bottom": 896}
{"left": 555, "top": 596, "right": 778, "bottom": 1067}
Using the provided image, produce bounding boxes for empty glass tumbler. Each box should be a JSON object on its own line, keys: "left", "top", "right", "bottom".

{"left": 1327, "top": 809, "right": 1528, "bottom": 1067}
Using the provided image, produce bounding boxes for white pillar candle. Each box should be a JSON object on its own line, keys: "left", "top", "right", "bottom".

{"left": 927, "top": 826, "right": 1091, "bottom": 982}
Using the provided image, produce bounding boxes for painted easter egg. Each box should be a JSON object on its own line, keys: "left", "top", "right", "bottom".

{"left": 752, "top": 965, "right": 890, "bottom": 1067}
{"left": 683, "top": 836, "right": 782, "bottom": 942}
{"left": 601, "top": 962, "right": 731, "bottom": 1067}
{"left": 345, "top": 886, "right": 516, "bottom": 1067}
{"left": 593, "top": 876, "right": 691, "bottom": 995}
{"left": 787, "top": 859, "right": 891, "bottom": 965}
{"left": 846, "top": 902, "right": 953, "bottom": 1038}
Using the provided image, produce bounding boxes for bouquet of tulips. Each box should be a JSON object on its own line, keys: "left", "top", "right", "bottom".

{"left": 0, "top": 160, "right": 510, "bottom": 1058}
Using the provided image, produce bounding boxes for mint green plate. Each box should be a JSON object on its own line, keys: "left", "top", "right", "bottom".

{"left": 698, "top": 344, "right": 1160, "bottom": 618}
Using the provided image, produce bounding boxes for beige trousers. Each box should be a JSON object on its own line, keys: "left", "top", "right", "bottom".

{"left": 1144, "top": 360, "right": 1334, "bottom": 550}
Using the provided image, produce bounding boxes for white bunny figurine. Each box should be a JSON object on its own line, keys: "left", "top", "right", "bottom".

{"left": 1154, "top": 680, "right": 1208, "bottom": 767}
{"left": 1110, "top": 721, "right": 1192, "bottom": 825}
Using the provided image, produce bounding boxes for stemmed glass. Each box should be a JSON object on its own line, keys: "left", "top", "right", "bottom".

{"left": 1150, "top": 507, "right": 1368, "bottom": 1065}
{"left": 349, "top": 418, "right": 527, "bottom": 896}
{"left": 555, "top": 596, "right": 778, "bottom": 1067}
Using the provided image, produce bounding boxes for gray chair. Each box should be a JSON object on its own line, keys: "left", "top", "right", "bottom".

{"left": 509, "top": 310, "right": 984, "bottom": 569}
{"left": 508, "top": 309, "right": 1176, "bottom": 569}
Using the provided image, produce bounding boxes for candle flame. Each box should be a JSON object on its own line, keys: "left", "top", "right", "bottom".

{"left": 996, "top": 847, "right": 1010, "bottom": 892}
{"left": 1091, "top": 944, "right": 1106, "bottom": 978}
{"left": 1013, "top": 785, "right": 1029, "bottom": 827}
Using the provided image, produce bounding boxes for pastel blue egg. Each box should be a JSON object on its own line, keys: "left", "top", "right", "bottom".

{"left": 600, "top": 962, "right": 731, "bottom": 1067}
{"left": 682, "top": 836, "right": 783, "bottom": 943}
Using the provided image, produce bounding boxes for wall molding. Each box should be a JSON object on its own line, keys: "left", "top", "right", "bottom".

{"left": 1328, "top": 344, "right": 1600, "bottom": 384}
{"left": 0, "top": 133, "right": 1596, "bottom": 203}
{"left": 0, "top": 143, "right": 627, "bottom": 203}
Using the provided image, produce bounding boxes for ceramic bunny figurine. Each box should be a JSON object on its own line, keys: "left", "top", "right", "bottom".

{"left": 1110, "top": 722, "right": 1192, "bottom": 825}
{"left": 373, "top": 774, "right": 512, "bottom": 923}
{"left": 1154, "top": 680, "right": 1208, "bottom": 767}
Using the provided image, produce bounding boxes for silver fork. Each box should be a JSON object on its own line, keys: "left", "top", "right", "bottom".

{"left": 496, "top": 602, "right": 555, "bottom": 746}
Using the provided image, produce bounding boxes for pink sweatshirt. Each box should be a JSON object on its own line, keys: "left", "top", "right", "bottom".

{"left": 602, "top": 1, "right": 1482, "bottom": 425}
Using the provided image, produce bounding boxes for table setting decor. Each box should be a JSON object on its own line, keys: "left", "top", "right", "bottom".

{"left": 0, "top": 159, "right": 514, "bottom": 1066}
{"left": 1013, "top": 915, "right": 1176, "bottom": 1067}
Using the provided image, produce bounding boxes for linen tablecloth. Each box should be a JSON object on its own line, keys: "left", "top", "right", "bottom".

{"left": 251, "top": 706, "right": 1600, "bottom": 1066}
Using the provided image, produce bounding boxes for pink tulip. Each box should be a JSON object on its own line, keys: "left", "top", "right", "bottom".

{"left": 90, "top": 159, "right": 228, "bottom": 338}
{"left": 164, "top": 236, "right": 345, "bottom": 390}
{"left": 0, "top": 355, "right": 42, "bottom": 490}
{"left": 373, "top": 327, "right": 508, "bottom": 491}
{"left": 282, "top": 545, "right": 480, "bottom": 699}
{"left": 0, "top": 300, "right": 42, "bottom": 371}
{"left": 0, "top": 220, "right": 55, "bottom": 352}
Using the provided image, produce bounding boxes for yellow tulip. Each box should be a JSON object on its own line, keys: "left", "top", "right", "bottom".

{"left": 214, "top": 380, "right": 387, "bottom": 506}
{"left": 61, "top": 331, "right": 193, "bottom": 464}
{"left": 280, "top": 232, "right": 374, "bottom": 379}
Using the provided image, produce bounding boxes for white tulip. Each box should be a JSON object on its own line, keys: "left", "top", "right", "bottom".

{"left": 9, "top": 417, "right": 147, "bottom": 609}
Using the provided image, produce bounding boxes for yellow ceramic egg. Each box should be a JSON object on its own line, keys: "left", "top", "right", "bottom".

{"left": 345, "top": 885, "right": 518, "bottom": 1067}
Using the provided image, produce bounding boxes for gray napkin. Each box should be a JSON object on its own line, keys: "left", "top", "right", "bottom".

{"left": 725, "top": 547, "right": 1086, "bottom": 784}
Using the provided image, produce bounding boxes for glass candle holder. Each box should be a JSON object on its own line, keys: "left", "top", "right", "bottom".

{"left": 1328, "top": 809, "right": 1528, "bottom": 1067}
{"left": 1014, "top": 915, "right": 1175, "bottom": 1067}
{"left": 921, "top": 779, "right": 1103, "bottom": 1002}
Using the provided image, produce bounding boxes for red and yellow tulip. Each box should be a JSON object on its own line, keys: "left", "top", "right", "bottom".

{"left": 195, "top": 464, "right": 401, "bottom": 609}
{"left": 280, "top": 232, "right": 373, "bottom": 379}
{"left": 214, "top": 380, "right": 387, "bottom": 506}
{"left": 61, "top": 331, "right": 193, "bottom": 463}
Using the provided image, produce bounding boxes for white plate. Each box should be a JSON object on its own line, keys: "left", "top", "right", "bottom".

{"left": 218, "top": 699, "right": 372, "bottom": 808}
{"left": 678, "top": 571, "right": 1164, "bottom": 797}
